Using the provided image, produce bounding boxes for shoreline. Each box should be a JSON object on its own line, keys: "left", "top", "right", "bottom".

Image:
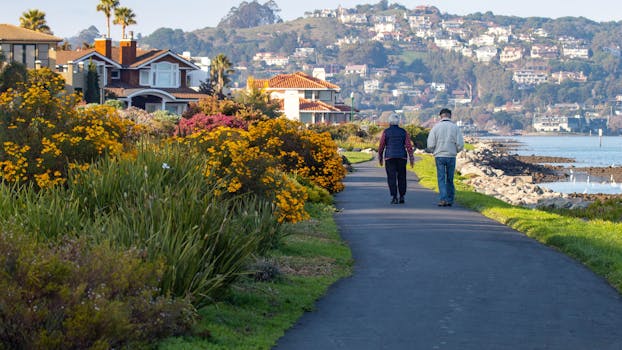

{"left": 456, "top": 138, "right": 622, "bottom": 209}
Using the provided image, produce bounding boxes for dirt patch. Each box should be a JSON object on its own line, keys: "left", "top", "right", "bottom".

{"left": 277, "top": 256, "right": 337, "bottom": 277}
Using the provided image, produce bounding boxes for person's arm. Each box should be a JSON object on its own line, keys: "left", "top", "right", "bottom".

{"left": 456, "top": 127, "right": 464, "bottom": 153}
{"left": 426, "top": 128, "right": 436, "bottom": 154}
{"left": 378, "top": 131, "right": 386, "bottom": 166}
{"left": 404, "top": 132, "right": 415, "bottom": 168}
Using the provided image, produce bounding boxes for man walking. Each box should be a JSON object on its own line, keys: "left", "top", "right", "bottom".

{"left": 427, "top": 108, "right": 464, "bottom": 207}
{"left": 378, "top": 113, "right": 415, "bottom": 204}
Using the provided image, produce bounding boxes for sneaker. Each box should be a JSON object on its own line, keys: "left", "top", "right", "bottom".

{"left": 445, "top": 202, "right": 453, "bottom": 207}
{"left": 399, "top": 196, "right": 405, "bottom": 204}
{"left": 391, "top": 196, "right": 398, "bottom": 204}
{"left": 437, "top": 201, "right": 447, "bottom": 207}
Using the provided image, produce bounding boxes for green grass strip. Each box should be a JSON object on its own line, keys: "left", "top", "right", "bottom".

{"left": 413, "top": 154, "right": 622, "bottom": 293}
{"left": 158, "top": 203, "right": 352, "bottom": 349}
{"left": 343, "top": 151, "right": 374, "bottom": 164}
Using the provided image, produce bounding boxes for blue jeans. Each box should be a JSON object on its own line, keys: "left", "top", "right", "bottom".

{"left": 435, "top": 157, "right": 456, "bottom": 203}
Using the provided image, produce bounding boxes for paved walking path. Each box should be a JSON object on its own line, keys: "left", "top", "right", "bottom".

{"left": 274, "top": 160, "right": 622, "bottom": 350}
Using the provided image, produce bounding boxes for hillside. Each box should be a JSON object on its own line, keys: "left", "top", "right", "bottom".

{"left": 138, "top": 3, "right": 622, "bottom": 134}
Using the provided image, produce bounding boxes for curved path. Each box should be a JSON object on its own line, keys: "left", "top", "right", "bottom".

{"left": 274, "top": 160, "right": 622, "bottom": 350}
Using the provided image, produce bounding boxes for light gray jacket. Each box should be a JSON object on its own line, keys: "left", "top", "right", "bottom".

{"left": 427, "top": 118, "right": 464, "bottom": 157}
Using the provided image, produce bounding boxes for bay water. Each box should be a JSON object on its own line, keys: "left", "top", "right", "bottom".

{"left": 488, "top": 135, "right": 622, "bottom": 194}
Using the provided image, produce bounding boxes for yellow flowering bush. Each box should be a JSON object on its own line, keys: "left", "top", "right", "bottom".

{"left": 176, "top": 127, "right": 308, "bottom": 223}
{"left": 0, "top": 70, "right": 137, "bottom": 188}
{"left": 248, "top": 118, "right": 346, "bottom": 193}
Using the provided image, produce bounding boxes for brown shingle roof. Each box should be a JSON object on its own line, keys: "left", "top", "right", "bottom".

{"left": 55, "top": 49, "right": 96, "bottom": 64}
{"left": 0, "top": 23, "right": 62, "bottom": 43}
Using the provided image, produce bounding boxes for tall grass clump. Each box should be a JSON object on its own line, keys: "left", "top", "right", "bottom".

{"left": 0, "top": 143, "right": 286, "bottom": 307}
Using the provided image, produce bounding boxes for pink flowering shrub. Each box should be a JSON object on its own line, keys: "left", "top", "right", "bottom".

{"left": 175, "top": 113, "right": 248, "bottom": 136}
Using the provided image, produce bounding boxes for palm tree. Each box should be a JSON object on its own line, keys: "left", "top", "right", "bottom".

{"left": 113, "top": 7, "right": 137, "bottom": 39}
{"left": 96, "top": 0, "right": 120, "bottom": 38}
{"left": 210, "top": 54, "right": 234, "bottom": 99}
{"left": 19, "top": 9, "right": 52, "bottom": 34}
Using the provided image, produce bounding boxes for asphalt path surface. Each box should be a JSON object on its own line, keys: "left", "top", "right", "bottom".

{"left": 273, "top": 160, "right": 622, "bottom": 350}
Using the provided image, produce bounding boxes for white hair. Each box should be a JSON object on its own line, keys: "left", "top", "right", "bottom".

{"left": 388, "top": 114, "right": 400, "bottom": 125}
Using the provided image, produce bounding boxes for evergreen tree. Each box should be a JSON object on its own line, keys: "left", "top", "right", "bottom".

{"left": 85, "top": 61, "right": 101, "bottom": 104}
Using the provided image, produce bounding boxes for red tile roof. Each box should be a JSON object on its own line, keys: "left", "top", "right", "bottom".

{"left": 253, "top": 72, "right": 340, "bottom": 90}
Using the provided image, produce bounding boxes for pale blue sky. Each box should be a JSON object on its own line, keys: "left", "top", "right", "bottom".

{"left": 1, "top": 0, "right": 620, "bottom": 39}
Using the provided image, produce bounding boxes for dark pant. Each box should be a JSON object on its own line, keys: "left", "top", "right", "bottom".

{"left": 385, "top": 158, "right": 407, "bottom": 197}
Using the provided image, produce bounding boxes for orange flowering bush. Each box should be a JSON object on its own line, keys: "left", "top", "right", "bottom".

{"left": 248, "top": 118, "right": 346, "bottom": 193}
{"left": 0, "top": 71, "right": 137, "bottom": 188}
{"left": 176, "top": 127, "right": 308, "bottom": 223}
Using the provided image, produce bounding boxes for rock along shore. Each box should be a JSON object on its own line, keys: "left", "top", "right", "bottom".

{"left": 455, "top": 139, "right": 605, "bottom": 210}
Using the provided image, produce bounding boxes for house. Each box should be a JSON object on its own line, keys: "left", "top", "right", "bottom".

{"left": 500, "top": 46, "right": 523, "bottom": 63}
{"left": 54, "top": 35, "right": 208, "bottom": 114}
{"left": 474, "top": 46, "right": 498, "bottom": 63}
{"left": 562, "top": 45, "right": 590, "bottom": 59}
{"left": 344, "top": 64, "right": 368, "bottom": 77}
{"left": 513, "top": 69, "right": 548, "bottom": 86}
{"left": 530, "top": 44, "right": 559, "bottom": 59}
{"left": 0, "top": 23, "right": 62, "bottom": 69}
{"left": 551, "top": 71, "right": 587, "bottom": 83}
{"left": 181, "top": 51, "right": 210, "bottom": 91}
{"left": 249, "top": 72, "right": 354, "bottom": 124}
{"left": 532, "top": 115, "right": 585, "bottom": 132}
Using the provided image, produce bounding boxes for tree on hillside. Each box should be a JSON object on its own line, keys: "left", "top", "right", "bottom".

{"left": 19, "top": 9, "right": 52, "bottom": 34}
{"left": 113, "top": 6, "right": 137, "bottom": 39}
{"left": 96, "top": 0, "right": 120, "bottom": 38}
{"left": 210, "top": 54, "right": 235, "bottom": 99}
{"left": 218, "top": 1, "right": 282, "bottom": 29}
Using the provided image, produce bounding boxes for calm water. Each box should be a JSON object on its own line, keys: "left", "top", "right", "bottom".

{"left": 486, "top": 135, "right": 622, "bottom": 194}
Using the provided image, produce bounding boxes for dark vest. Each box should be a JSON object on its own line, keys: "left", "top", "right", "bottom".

{"left": 383, "top": 125, "right": 407, "bottom": 159}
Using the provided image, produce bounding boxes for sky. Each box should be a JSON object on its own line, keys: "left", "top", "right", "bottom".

{"left": 1, "top": 0, "right": 621, "bottom": 39}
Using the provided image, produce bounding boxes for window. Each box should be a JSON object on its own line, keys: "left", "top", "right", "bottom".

{"left": 153, "top": 62, "right": 179, "bottom": 88}
{"left": 111, "top": 69, "right": 120, "bottom": 79}
{"left": 37, "top": 44, "right": 49, "bottom": 66}
{"left": 10, "top": 44, "right": 37, "bottom": 68}
{"left": 139, "top": 69, "right": 150, "bottom": 85}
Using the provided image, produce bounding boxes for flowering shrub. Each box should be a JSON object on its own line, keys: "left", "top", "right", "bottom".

{"left": 178, "top": 127, "right": 308, "bottom": 223}
{"left": 0, "top": 75, "right": 136, "bottom": 188}
{"left": 175, "top": 113, "right": 248, "bottom": 136}
{"left": 248, "top": 118, "right": 346, "bottom": 193}
{"left": 183, "top": 95, "right": 274, "bottom": 122}
{"left": 117, "top": 107, "right": 179, "bottom": 137}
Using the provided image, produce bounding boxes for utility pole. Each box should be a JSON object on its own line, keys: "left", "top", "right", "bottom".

{"left": 350, "top": 92, "right": 354, "bottom": 122}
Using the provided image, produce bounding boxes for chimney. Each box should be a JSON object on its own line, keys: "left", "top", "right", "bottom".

{"left": 94, "top": 37, "right": 112, "bottom": 59}
{"left": 119, "top": 33, "right": 137, "bottom": 65}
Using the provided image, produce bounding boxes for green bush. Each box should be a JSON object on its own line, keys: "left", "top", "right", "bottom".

{"left": 403, "top": 124, "right": 430, "bottom": 149}
{"left": 104, "top": 99, "right": 125, "bottom": 109}
{"left": 0, "top": 232, "right": 195, "bottom": 349}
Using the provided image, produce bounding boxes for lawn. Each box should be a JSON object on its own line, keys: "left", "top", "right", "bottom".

{"left": 413, "top": 154, "right": 622, "bottom": 293}
{"left": 343, "top": 151, "right": 374, "bottom": 164}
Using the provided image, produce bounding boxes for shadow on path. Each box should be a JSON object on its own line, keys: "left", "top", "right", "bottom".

{"left": 274, "top": 161, "right": 622, "bottom": 350}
